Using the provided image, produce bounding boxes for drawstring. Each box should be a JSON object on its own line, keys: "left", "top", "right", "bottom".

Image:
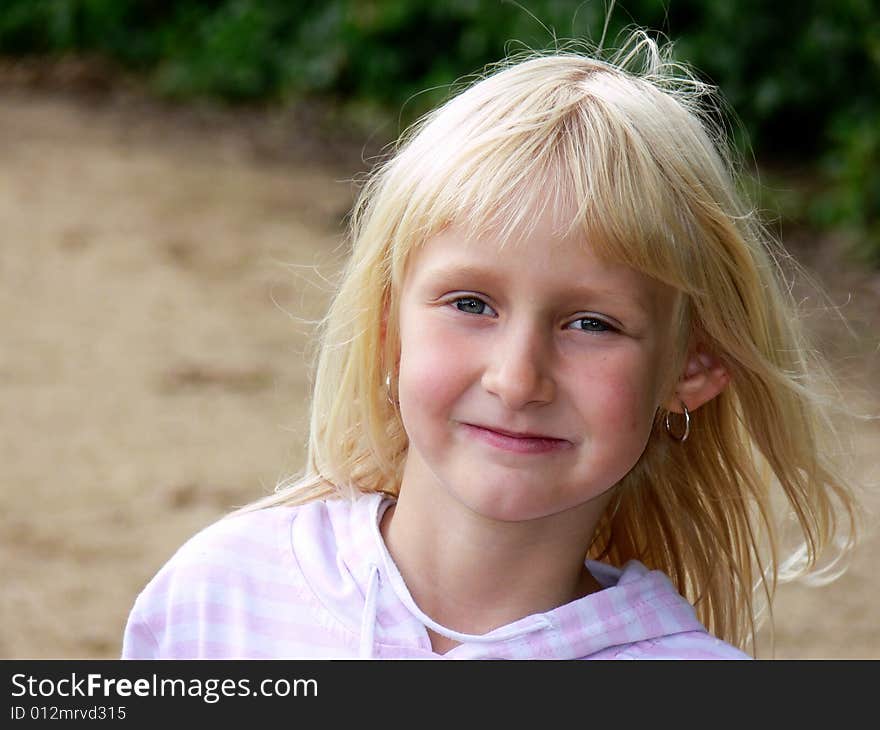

{"left": 359, "top": 563, "right": 380, "bottom": 658}
{"left": 357, "top": 560, "right": 552, "bottom": 657}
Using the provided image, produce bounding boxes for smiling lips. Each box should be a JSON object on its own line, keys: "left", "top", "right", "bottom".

{"left": 462, "top": 423, "right": 571, "bottom": 454}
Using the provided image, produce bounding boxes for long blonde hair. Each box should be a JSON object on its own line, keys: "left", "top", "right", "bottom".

{"left": 244, "top": 32, "right": 862, "bottom": 654}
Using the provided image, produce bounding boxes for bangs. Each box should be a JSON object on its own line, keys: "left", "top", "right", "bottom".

{"left": 387, "top": 58, "right": 705, "bottom": 297}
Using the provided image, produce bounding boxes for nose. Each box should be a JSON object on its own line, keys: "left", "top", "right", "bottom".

{"left": 480, "top": 318, "right": 555, "bottom": 409}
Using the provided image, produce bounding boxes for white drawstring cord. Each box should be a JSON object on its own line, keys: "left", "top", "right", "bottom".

{"left": 359, "top": 563, "right": 380, "bottom": 658}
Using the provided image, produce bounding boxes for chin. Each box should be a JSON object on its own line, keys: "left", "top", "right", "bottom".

{"left": 451, "top": 486, "right": 569, "bottom": 524}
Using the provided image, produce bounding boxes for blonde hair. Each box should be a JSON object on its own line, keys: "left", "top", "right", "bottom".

{"left": 244, "top": 32, "right": 862, "bottom": 654}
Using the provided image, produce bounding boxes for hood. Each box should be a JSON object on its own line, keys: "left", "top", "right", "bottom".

{"left": 289, "top": 492, "right": 707, "bottom": 659}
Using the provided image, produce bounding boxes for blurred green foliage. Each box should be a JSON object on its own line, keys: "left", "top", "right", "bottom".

{"left": 1, "top": 0, "right": 877, "bottom": 261}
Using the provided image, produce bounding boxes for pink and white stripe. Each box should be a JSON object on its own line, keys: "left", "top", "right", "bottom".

{"left": 122, "top": 493, "right": 750, "bottom": 660}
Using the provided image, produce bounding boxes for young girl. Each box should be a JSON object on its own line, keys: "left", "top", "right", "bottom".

{"left": 122, "top": 32, "right": 861, "bottom": 659}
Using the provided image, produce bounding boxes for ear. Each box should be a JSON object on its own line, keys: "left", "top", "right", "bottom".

{"left": 664, "top": 346, "right": 731, "bottom": 414}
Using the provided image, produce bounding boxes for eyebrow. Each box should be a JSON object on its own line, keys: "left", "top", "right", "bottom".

{"left": 421, "top": 263, "right": 653, "bottom": 314}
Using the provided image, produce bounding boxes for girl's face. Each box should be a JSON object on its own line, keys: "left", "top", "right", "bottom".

{"left": 395, "top": 209, "right": 679, "bottom": 524}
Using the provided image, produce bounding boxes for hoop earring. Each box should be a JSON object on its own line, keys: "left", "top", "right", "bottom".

{"left": 664, "top": 402, "right": 690, "bottom": 442}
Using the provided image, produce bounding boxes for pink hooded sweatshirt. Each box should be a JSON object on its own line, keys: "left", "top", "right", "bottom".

{"left": 122, "top": 492, "right": 750, "bottom": 659}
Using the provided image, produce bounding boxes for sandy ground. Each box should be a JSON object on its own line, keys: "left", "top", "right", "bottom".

{"left": 1, "top": 83, "right": 877, "bottom": 659}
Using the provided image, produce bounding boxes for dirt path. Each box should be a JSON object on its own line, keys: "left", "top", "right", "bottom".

{"left": 1, "top": 86, "right": 877, "bottom": 658}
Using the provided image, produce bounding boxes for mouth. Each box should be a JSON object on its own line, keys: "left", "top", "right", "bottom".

{"left": 468, "top": 423, "right": 565, "bottom": 441}
{"left": 461, "top": 423, "right": 572, "bottom": 455}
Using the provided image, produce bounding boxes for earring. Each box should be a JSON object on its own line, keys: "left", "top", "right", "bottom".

{"left": 664, "top": 402, "right": 690, "bottom": 442}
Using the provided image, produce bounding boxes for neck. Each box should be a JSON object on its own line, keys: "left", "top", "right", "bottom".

{"left": 379, "top": 472, "right": 610, "bottom": 649}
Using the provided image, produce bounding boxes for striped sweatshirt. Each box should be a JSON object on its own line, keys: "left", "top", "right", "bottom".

{"left": 122, "top": 491, "right": 750, "bottom": 659}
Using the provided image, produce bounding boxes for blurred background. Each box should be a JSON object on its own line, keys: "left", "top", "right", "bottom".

{"left": 1, "top": 0, "right": 877, "bottom": 658}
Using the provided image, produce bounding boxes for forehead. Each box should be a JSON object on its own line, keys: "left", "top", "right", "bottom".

{"left": 405, "top": 218, "right": 670, "bottom": 317}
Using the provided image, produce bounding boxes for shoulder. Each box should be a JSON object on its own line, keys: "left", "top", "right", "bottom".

{"left": 582, "top": 559, "right": 752, "bottom": 660}
{"left": 121, "top": 503, "right": 310, "bottom": 658}
{"left": 122, "top": 508, "right": 295, "bottom": 658}
{"left": 139, "top": 495, "right": 361, "bottom": 587}
{"left": 610, "top": 632, "right": 752, "bottom": 660}
{"left": 121, "top": 495, "right": 375, "bottom": 658}
{"left": 160, "top": 505, "right": 298, "bottom": 583}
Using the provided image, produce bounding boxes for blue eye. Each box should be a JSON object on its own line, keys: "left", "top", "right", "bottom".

{"left": 570, "top": 317, "right": 615, "bottom": 333}
{"left": 453, "top": 297, "right": 494, "bottom": 315}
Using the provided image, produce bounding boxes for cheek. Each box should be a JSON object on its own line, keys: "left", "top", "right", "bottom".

{"left": 398, "top": 317, "right": 467, "bottom": 418}
{"left": 584, "top": 352, "right": 662, "bottom": 436}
